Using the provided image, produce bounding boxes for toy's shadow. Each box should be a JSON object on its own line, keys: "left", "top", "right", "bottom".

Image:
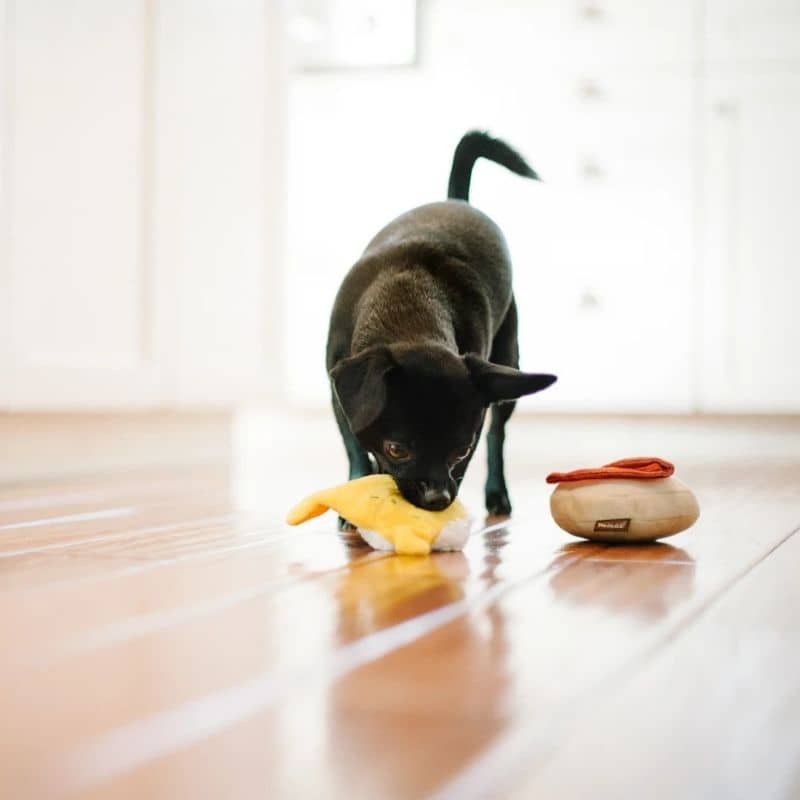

{"left": 331, "top": 549, "right": 470, "bottom": 648}
{"left": 327, "top": 550, "right": 510, "bottom": 798}
{"left": 547, "top": 541, "right": 696, "bottom": 621}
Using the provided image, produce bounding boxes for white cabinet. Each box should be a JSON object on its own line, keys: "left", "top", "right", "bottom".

{"left": 0, "top": 0, "right": 285, "bottom": 410}
{"left": 512, "top": 70, "right": 695, "bottom": 413}
{"left": 698, "top": 71, "right": 800, "bottom": 412}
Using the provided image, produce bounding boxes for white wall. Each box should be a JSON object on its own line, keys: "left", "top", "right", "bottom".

{"left": 283, "top": 0, "right": 800, "bottom": 414}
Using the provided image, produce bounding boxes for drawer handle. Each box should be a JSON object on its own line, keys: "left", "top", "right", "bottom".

{"left": 580, "top": 159, "right": 606, "bottom": 181}
{"left": 714, "top": 101, "right": 738, "bottom": 118}
{"left": 579, "top": 3, "right": 604, "bottom": 21}
{"left": 577, "top": 79, "right": 604, "bottom": 100}
{"left": 579, "top": 290, "right": 601, "bottom": 311}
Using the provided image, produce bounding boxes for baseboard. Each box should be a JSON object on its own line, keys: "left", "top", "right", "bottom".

{"left": 0, "top": 412, "right": 233, "bottom": 483}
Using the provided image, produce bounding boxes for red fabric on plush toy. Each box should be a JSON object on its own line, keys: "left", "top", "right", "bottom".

{"left": 546, "top": 456, "right": 675, "bottom": 484}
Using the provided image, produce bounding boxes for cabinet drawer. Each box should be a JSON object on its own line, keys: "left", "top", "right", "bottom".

{"left": 567, "top": 0, "right": 695, "bottom": 66}
{"left": 706, "top": 0, "right": 800, "bottom": 64}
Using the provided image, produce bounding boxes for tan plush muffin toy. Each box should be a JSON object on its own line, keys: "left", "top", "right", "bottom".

{"left": 547, "top": 457, "right": 699, "bottom": 543}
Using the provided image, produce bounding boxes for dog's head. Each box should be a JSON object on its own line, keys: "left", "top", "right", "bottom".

{"left": 330, "top": 343, "right": 556, "bottom": 510}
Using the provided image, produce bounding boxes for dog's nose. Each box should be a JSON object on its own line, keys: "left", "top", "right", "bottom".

{"left": 418, "top": 482, "right": 452, "bottom": 511}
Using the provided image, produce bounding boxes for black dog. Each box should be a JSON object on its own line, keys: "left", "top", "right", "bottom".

{"left": 326, "top": 131, "right": 556, "bottom": 523}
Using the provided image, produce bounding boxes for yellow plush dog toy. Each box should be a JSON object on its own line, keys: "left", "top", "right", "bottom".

{"left": 286, "top": 474, "right": 471, "bottom": 555}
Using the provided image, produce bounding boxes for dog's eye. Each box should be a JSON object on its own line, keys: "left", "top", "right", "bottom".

{"left": 384, "top": 441, "right": 412, "bottom": 462}
{"left": 449, "top": 445, "right": 472, "bottom": 465}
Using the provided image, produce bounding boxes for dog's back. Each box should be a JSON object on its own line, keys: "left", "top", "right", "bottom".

{"left": 328, "top": 130, "right": 539, "bottom": 369}
{"left": 362, "top": 202, "right": 512, "bottom": 325}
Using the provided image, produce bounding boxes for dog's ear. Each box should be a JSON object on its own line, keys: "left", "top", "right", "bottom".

{"left": 465, "top": 354, "right": 557, "bottom": 404}
{"left": 329, "top": 347, "right": 395, "bottom": 433}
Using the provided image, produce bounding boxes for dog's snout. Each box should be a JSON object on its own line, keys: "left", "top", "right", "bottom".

{"left": 418, "top": 481, "right": 452, "bottom": 511}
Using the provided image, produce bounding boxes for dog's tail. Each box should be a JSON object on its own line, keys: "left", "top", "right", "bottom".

{"left": 447, "top": 130, "right": 539, "bottom": 202}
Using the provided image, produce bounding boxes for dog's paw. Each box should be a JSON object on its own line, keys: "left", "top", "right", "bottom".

{"left": 338, "top": 515, "right": 357, "bottom": 532}
{"left": 485, "top": 489, "right": 512, "bottom": 518}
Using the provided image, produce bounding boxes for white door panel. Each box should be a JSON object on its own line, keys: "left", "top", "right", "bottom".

{"left": 699, "top": 71, "right": 800, "bottom": 411}
{"left": 0, "top": 0, "right": 284, "bottom": 410}
{"left": 706, "top": 0, "right": 800, "bottom": 64}
{"left": 154, "top": 0, "right": 278, "bottom": 407}
{"left": 1, "top": 0, "right": 165, "bottom": 408}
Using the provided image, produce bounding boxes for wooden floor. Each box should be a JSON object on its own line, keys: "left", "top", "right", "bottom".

{"left": 1, "top": 414, "right": 799, "bottom": 799}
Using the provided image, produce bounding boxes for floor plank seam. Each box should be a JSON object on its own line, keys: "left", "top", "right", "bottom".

{"left": 0, "top": 513, "right": 247, "bottom": 559}
{"left": 3, "top": 523, "right": 371, "bottom": 596}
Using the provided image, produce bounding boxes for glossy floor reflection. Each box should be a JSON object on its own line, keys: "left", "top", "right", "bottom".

{"left": 1, "top": 416, "right": 799, "bottom": 799}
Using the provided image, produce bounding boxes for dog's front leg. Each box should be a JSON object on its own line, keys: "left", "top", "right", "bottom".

{"left": 331, "top": 391, "right": 373, "bottom": 530}
{"left": 485, "top": 400, "right": 515, "bottom": 517}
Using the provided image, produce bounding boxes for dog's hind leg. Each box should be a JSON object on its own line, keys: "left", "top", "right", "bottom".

{"left": 485, "top": 296, "right": 520, "bottom": 517}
